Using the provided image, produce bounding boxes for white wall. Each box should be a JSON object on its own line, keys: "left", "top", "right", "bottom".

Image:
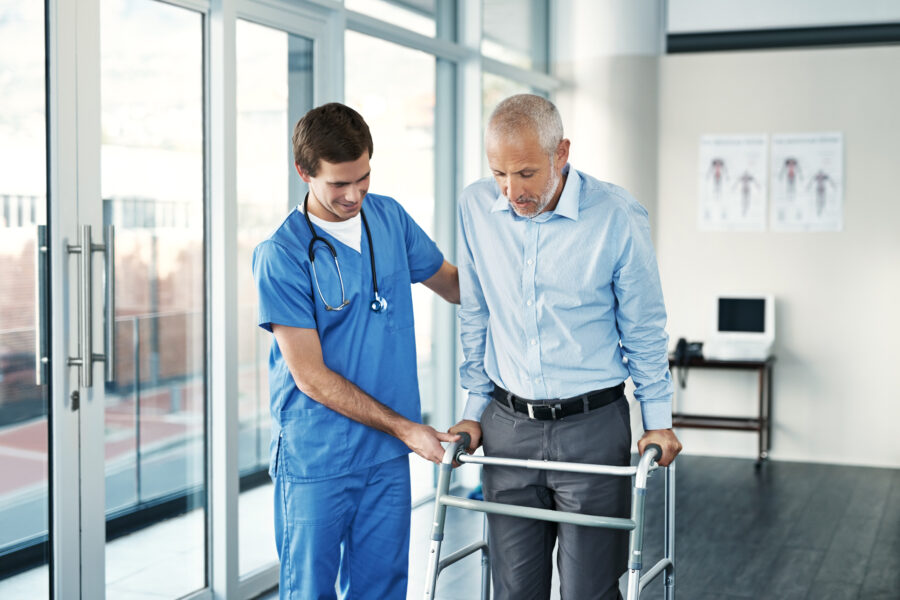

{"left": 553, "top": 0, "right": 664, "bottom": 223}
{"left": 668, "top": 0, "right": 900, "bottom": 32}
{"left": 656, "top": 46, "right": 900, "bottom": 468}
{"left": 551, "top": 2, "right": 900, "bottom": 468}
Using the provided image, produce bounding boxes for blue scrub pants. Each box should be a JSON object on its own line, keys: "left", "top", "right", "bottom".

{"left": 274, "top": 454, "right": 411, "bottom": 600}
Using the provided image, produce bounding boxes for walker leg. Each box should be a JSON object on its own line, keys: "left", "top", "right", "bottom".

{"left": 664, "top": 462, "right": 676, "bottom": 600}
{"left": 480, "top": 518, "right": 491, "bottom": 600}
{"left": 424, "top": 462, "right": 453, "bottom": 600}
{"left": 625, "top": 504, "right": 646, "bottom": 598}
{"left": 626, "top": 466, "right": 650, "bottom": 600}
{"left": 626, "top": 568, "right": 642, "bottom": 600}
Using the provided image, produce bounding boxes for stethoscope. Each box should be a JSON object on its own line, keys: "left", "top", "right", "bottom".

{"left": 302, "top": 194, "right": 388, "bottom": 313}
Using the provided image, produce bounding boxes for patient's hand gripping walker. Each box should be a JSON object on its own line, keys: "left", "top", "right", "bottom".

{"left": 423, "top": 434, "right": 676, "bottom": 600}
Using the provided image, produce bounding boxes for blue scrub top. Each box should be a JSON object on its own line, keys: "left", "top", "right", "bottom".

{"left": 252, "top": 193, "right": 444, "bottom": 482}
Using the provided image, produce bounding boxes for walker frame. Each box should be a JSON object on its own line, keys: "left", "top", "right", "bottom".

{"left": 423, "top": 435, "right": 676, "bottom": 600}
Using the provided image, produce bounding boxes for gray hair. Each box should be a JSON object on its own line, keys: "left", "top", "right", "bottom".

{"left": 486, "top": 94, "right": 564, "bottom": 156}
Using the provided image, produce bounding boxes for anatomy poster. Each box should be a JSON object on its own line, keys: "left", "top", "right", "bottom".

{"left": 698, "top": 134, "right": 768, "bottom": 231}
{"left": 771, "top": 132, "right": 843, "bottom": 231}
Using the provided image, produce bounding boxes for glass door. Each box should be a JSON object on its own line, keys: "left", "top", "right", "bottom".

{"left": 345, "top": 30, "right": 439, "bottom": 503}
{"left": 98, "top": 1, "right": 207, "bottom": 597}
{"left": 0, "top": 1, "right": 51, "bottom": 597}
{"left": 27, "top": 0, "right": 209, "bottom": 597}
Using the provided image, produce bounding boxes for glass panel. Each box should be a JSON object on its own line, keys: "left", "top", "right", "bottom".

{"left": 236, "top": 19, "right": 314, "bottom": 576}
{"left": 482, "top": 0, "right": 548, "bottom": 71}
{"left": 0, "top": 1, "right": 50, "bottom": 596}
{"left": 482, "top": 72, "right": 534, "bottom": 176}
{"left": 345, "top": 31, "right": 437, "bottom": 502}
{"left": 101, "top": 0, "right": 206, "bottom": 596}
{"left": 345, "top": 0, "right": 436, "bottom": 37}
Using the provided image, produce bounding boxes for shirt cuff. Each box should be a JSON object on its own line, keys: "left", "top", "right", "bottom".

{"left": 461, "top": 392, "right": 493, "bottom": 422}
{"left": 640, "top": 400, "right": 673, "bottom": 430}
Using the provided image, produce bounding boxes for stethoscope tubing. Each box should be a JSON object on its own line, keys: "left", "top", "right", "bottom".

{"left": 302, "top": 194, "right": 386, "bottom": 312}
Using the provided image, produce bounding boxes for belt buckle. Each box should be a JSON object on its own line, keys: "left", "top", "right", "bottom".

{"left": 527, "top": 402, "right": 563, "bottom": 420}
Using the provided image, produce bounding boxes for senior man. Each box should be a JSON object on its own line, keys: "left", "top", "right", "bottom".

{"left": 450, "top": 94, "right": 682, "bottom": 600}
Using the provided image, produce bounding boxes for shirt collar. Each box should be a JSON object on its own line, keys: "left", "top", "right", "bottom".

{"left": 490, "top": 163, "right": 581, "bottom": 222}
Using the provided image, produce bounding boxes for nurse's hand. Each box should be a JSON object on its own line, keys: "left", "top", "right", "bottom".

{"left": 401, "top": 423, "right": 460, "bottom": 464}
{"left": 449, "top": 420, "right": 481, "bottom": 453}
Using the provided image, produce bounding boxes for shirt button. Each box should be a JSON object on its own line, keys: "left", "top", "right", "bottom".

{"left": 527, "top": 299, "right": 533, "bottom": 306}
{"left": 530, "top": 339, "right": 537, "bottom": 345}
{"left": 527, "top": 259, "right": 534, "bottom": 265}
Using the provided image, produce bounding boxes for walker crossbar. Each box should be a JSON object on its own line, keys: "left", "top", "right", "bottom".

{"left": 458, "top": 454, "right": 645, "bottom": 477}
{"left": 639, "top": 558, "right": 674, "bottom": 591}
{"left": 436, "top": 540, "right": 489, "bottom": 574}
{"left": 423, "top": 435, "right": 675, "bottom": 600}
{"left": 439, "top": 496, "right": 636, "bottom": 530}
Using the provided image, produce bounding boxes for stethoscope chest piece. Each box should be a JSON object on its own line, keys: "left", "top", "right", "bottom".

{"left": 370, "top": 293, "right": 388, "bottom": 313}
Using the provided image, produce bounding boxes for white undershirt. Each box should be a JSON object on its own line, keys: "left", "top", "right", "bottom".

{"left": 298, "top": 205, "right": 362, "bottom": 253}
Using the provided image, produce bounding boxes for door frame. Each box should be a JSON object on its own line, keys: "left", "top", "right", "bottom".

{"left": 46, "top": 0, "right": 102, "bottom": 597}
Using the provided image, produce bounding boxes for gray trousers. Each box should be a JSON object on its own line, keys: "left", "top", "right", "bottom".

{"left": 480, "top": 395, "right": 632, "bottom": 600}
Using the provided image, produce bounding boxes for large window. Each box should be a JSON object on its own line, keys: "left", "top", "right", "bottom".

{"left": 0, "top": 0, "right": 49, "bottom": 595}
{"left": 342, "top": 1, "right": 554, "bottom": 502}
{"left": 346, "top": 0, "right": 436, "bottom": 37}
{"left": 236, "top": 18, "right": 314, "bottom": 576}
{"left": 481, "top": 1, "right": 552, "bottom": 174}
{"left": 482, "top": 0, "right": 549, "bottom": 71}
{"left": 345, "top": 30, "right": 438, "bottom": 501}
{"left": 0, "top": 0, "right": 556, "bottom": 595}
{"left": 482, "top": 72, "right": 537, "bottom": 175}
{"left": 100, "top": 0, "right": 206, "bottom": 596}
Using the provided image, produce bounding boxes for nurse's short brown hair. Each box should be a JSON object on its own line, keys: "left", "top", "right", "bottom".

{"left": 292, "top": 103, "right": 374, "bottom": 176}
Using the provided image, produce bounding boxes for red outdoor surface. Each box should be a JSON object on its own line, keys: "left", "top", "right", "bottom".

{"left": 0, "top": 383, "right": 204, "bottom": 500}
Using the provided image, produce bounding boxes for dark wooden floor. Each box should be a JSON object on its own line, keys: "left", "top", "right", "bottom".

{"left": 414, "top": 455, "right": 900, "bottom": 600}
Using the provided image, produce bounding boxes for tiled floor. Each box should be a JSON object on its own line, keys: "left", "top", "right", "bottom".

{"left": 4, "top": 456, "right": 898, "bottom": 599}
{"left": 259, "top": 456, "right": 900, "bottom": 600}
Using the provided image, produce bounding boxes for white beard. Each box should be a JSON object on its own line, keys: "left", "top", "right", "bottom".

{"left": 506, "top": 161, "right": 560, "bottom": 218}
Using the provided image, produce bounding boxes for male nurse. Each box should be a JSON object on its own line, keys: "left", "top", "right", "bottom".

{"left": 252, "top": 102, "right": 460, "bottom": 599}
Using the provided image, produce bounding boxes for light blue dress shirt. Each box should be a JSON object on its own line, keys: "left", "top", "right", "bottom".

{"left": 457, "top": 164, "right": 673, "bottom": 430}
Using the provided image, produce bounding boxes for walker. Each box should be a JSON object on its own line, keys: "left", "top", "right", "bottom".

{"left": 423, "top": 434, "right": 676, "bottom": 600}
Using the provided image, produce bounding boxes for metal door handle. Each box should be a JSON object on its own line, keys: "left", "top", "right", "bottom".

{"left": 101, "top": 225, "right": 115, "bottom": 382}
{"left": 67, "top": 224, "right": 116, "bottom": 389}
{"left": 35, "top": 225, "right": 49, "bottom": 385}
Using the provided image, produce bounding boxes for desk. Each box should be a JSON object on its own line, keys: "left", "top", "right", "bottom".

{"left": 668, "top": 356, "right": 774, "bottom": 465}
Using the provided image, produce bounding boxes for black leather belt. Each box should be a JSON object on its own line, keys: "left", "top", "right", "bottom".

{"left": 491, "top": 382, "right": 626, "bottom": 421}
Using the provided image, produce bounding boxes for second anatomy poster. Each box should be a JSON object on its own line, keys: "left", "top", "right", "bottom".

{"left": 770, "top": 132, "right": 844, "bottom": 231}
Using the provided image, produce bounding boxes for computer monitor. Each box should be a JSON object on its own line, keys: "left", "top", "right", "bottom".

{"left": 705, "top": 294, "right": 775, "bottom": 360}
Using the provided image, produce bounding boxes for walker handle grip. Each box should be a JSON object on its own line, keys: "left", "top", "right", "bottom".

{"left": 454, "top": 432, "right": 472, "bottom": 461}
{"left": 644, "top": 443, "right": 663, "bottom": 463}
